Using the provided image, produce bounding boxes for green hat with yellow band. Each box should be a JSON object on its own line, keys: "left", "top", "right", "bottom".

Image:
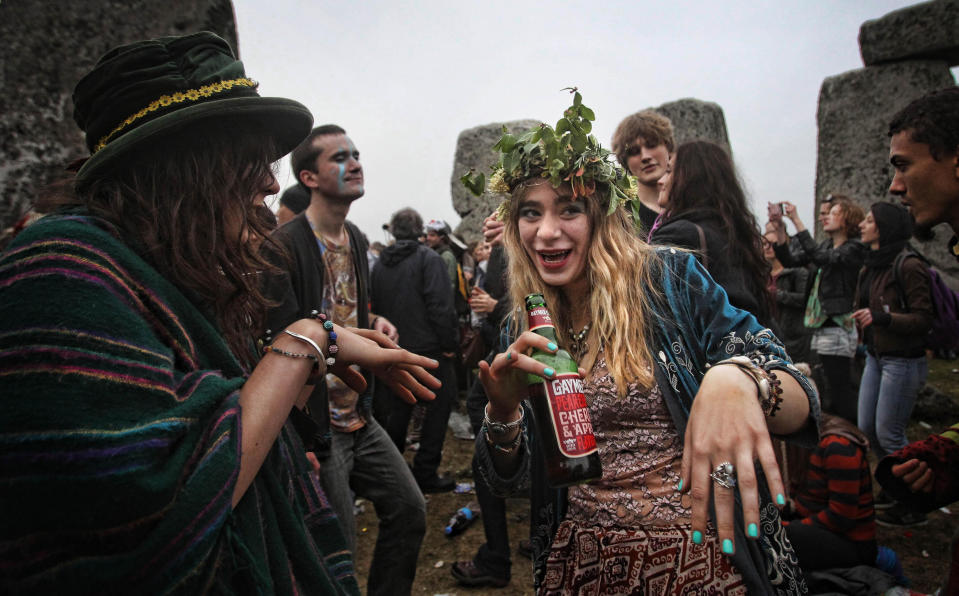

{"left": 72, "top": 31, "right": 313, "bottom": 187}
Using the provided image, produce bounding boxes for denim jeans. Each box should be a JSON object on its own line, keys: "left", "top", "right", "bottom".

{"left": 319, "top": 417, "right": 426, "bottom": 595}
{"left": 857, "top": 353, "right": 928, "bottom": 459}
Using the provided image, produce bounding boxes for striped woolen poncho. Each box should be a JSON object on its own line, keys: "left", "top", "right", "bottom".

{"left": 0, "top": 213, "right": 358, "bottom": 594}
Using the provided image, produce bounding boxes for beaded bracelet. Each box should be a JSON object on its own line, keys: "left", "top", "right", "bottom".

{"left": 310, "top": 310, "right": 338, "bottom": 366}
{"left": 765, "top": 369, "right": 784, "bottom": 418}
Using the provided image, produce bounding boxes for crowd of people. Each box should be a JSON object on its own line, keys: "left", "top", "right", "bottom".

{"left": 1, "top": 32, "right": 958, "bottom": 595}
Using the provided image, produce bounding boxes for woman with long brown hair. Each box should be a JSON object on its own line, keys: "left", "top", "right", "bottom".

{"left": 0, "top": 33, "right": 437, "bottom": 594}
{"left": 650, "top": 140, "right": 775, "bottom": 327}
{"left": 465, "top": 91, "right": 819, "bottom": 594}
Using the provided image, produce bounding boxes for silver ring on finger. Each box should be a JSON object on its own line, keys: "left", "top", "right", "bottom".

{"left": 710, "top": 461, "right": 737, "bottom": 489}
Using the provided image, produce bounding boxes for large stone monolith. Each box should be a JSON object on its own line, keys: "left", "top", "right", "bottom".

{"left": 0, "top": 1, "right": 239, "bottom": 232}
{"left": 816, "top": 60, "right": 957, "bottom": 279}
{"left": 654, "top": 98, "right": 732, "bottom": 156}
{"left": 859, "top": 0, "right": 959, "bottom": 67}
{"left": 448, "top": 120, "right": 539, "bottom": 244}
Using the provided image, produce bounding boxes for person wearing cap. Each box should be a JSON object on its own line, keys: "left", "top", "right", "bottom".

{"left": 0, "top": 32, "right": 439, "bottom": 594}
{"left": 425, "top": 219, "right": 458, "bottom": 293}
{"left": 264, "top": 124, "right": 427, "bottom": 593}
{"left": 276, "top": 183, "right": 311, "bottom": 226}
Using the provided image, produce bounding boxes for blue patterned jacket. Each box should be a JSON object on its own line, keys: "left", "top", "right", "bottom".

{"left": 476, "top": 249, "right": 820, "bottom": 594}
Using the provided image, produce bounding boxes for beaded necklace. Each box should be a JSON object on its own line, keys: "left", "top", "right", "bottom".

{"left": 568, "top": 323, "right": 590, "bottom": 358}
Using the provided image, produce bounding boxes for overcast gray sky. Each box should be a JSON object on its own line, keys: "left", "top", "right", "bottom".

{"left": 234, "top": 0, "right": 943, "bottom": 244}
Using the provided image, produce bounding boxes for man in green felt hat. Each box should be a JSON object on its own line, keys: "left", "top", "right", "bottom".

{"left": 0, "top": 31, "right": 440, "bottom": 594}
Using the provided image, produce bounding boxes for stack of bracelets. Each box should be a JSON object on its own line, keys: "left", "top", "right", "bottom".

{"left": 260, "top": 311, "right": 338, "bottom": 383}
{"left": 712, "top": 356, "right": 784, "bottom": 418}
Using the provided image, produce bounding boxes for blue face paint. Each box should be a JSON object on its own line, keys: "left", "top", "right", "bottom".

{"left": 337, "top": 162, "right": 347, "bottom": 192}
{"left": 334, "top": 140, "right": 362, "bottom": 194}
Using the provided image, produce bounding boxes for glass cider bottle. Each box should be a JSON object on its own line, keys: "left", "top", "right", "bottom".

{"left": 524, "top": 293, "right": 601, "bottom": 487}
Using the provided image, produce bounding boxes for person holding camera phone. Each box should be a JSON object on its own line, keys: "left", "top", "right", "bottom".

{"left": 768, "top": 195, "right": 866, "bottom": 425}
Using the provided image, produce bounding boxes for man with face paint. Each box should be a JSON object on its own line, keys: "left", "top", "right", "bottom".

{"left": 264, "top": 124, "right": 426, "bottom": 594}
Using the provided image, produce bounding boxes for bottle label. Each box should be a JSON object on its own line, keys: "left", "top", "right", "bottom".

{"left": 541, "top": 372, "right": 597, "bottom": 458}
{"left": 528, "top": 306, "right": 554, "bottom": 331}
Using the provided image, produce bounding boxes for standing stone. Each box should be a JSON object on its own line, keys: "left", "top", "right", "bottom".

{"left": 0, "top": 0, "right": 239, "bottom": 232}
{"left": 449, "top": 119, "right": 539, "bottom": 244}
{"left": 653, "top": 98, "right": 732, "bottom": 156}
{"left": 815, "top": 59, "right": 957, "bottom": 278}
{"left": 859, "top": 0, "right": 959, "bottom": 67}
{"left": 450, "top": 98, "right": 732, "bottom": 242}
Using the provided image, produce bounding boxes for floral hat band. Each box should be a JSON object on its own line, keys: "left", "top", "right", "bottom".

{"left": 71, "top": 31, "right": 313, "bottom": 188}
{"left": 461, "top": 88, "right": 640, "bottom": 226}
{"left": 92, "top": 77, "right": 259, "bottom": 153}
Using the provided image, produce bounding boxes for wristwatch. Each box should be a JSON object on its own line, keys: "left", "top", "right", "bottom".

{"left": 483, "top": 404, "right": 524, "bottom": 438}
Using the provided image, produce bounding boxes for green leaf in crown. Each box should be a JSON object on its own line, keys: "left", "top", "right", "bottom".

{"left": 461, "top": 87, "right": 641, "bottom": 231}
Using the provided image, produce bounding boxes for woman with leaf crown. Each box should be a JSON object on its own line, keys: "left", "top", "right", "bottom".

{"left": 463, "top": 89, "right": 820, "bottom": 594}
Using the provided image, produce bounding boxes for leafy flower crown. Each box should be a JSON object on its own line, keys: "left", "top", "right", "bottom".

{"left": 461, "top": 88, "right": 640, "bottom": 225}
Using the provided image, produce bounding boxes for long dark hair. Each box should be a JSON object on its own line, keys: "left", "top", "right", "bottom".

{"left": 665, "top": 140, "right": 773, "bottom": 323}
{"left": 38, "top": 119, "right": 282, "bottom": 367}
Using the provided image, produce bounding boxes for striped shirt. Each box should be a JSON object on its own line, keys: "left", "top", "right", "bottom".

{"left": 789, "top": 435, "right": 876, "bottom": 543}
{"left": 0, "top": 213, "right": 357, "bottom": 594}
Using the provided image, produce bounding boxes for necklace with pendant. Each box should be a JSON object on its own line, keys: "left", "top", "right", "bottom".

{"left": 568, "top": 323, "right": 590, "bottom": 358}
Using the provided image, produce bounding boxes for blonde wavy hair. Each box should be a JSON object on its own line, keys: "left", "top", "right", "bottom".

{"left": 503, "top": 179, "right": 661, "bottom": 394}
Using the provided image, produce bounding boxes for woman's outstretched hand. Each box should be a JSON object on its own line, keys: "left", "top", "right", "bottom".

{"left": 332, "top": 325, "right": 441, "bottom": 404}
{"left": 679, "top": 365, "right": 786, "bottom": 555}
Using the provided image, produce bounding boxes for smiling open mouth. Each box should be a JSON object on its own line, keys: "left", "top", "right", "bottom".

{"left": 539, "top": 250, "right": 571, "bottom": 265}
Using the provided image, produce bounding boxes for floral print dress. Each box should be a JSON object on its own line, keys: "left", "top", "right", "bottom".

{"left": 541, "top": 355, "right": 746, "bottom": 595}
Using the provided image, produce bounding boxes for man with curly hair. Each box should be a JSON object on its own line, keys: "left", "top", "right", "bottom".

{"left": 873, "top": 89, "right": 959, "bottom": 594}
{"left": 611, "top": 110, "right": 675, "bottom": 240}
{"left": 888, "top": 87, "right": 959, "bottom": 254}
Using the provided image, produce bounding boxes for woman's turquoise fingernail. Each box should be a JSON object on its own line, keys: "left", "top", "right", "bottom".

{"left": 506, "top": 352, "right": 512, "bottom": 361}
{"left": 776, "top": 493, "right": 786, "bottom": 506}
{"left": 547, "top": 342, "right": 557, "bottom": 351}
{"left": 692, "top": 530, "right": 703, "bottom": 545}
{"left": 748, "top": 523, "right": 758, "bottom": 538}
{"left": 722, "top": 539, "right": 734, "bottom": 555}
{"left": 677, "top": 478, "right": 683, "bottom": 491}
{"left": 543, "top": 367, "right": 555, "bottom": 377}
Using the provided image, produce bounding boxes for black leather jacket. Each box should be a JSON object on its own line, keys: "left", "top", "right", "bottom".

{"left": 774, "top": 230, "right": 866, "bottom": 317}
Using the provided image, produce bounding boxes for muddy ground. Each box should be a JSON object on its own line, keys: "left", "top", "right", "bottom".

{"left": 353, "top": 359, "right": 959, "bottom": 594}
